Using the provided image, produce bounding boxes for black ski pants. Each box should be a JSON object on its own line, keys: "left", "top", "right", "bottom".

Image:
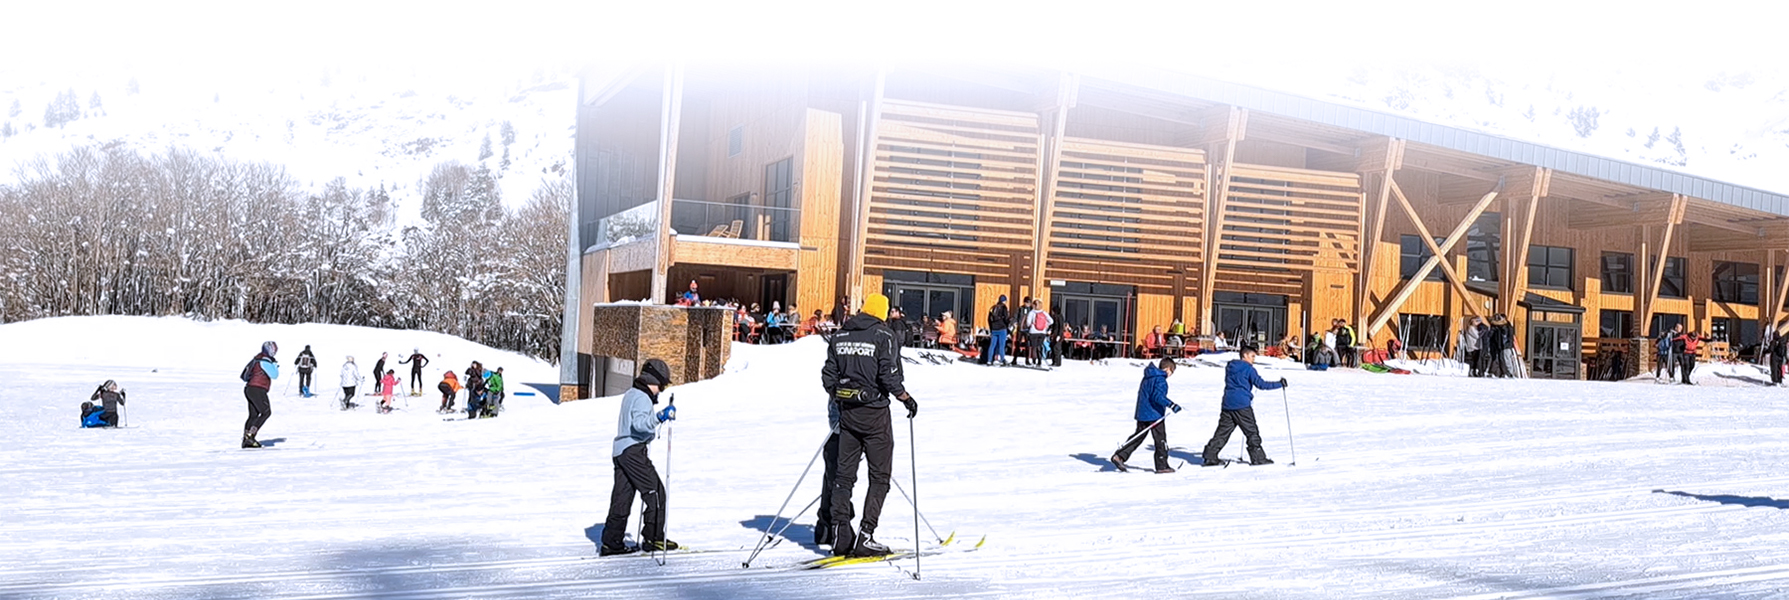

{"left": 1028, "top": 333, "right": 1046, "bottom": 365}
{"left": 410, "top": 366, "right": 424, "bottom": 393}
{"left": 1114, "top": 419, "right": 1169, "bottom": 471}
{"left": 1202, "top": 407, "right": 1266, "bottom": 464}
{"left": 1466, "top": 350, "right": 1483, "bottom": 377}
{"left": 818, "top": 430, "right": 840, "bottom": 530}
{"left": 1772, "top": 354, "right": 1785, "bottom": 385}
{"left": 829, "top": 405, "right": 893, "bottom": 536}
{"left": 602, "top": 442, "right": 665, "bottom": 548}
{"left": 298, "top": 369, "right": 313, "bottom": 391}
{"left": 1678, "top": 354, "right": 1697, "bottom": 384}
{"left": 341, "top": 386, "right": 356, "bottom": 409}
{"left": 243, "top": 386, "right": 272, "bottom": 433}
{"left": 438, "top": 382, "right": 456, "bottom": 410}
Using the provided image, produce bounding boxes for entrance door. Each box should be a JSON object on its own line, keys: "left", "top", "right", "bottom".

{"left": 1528, "top": 322, "right": 1582, "bottom": 380}
{"left": 759, "top": 273, "right": 787, "bottom": 311}
{"left": 1214, "top": 305, "right": 1284, "bottom": 348}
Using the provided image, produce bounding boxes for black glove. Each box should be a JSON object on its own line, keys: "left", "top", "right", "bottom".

{"left": 900, "top": 396, "right": 918, "bottom": 419}
{"left": 1278, "top": 378, "right": 1289, "bottom": 388}
{"left": 1169, "top": 402, "right": 1182, "bottom": 414}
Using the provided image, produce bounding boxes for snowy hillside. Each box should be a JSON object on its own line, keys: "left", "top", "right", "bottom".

{"left": 5, "top": 317, "right": 1789, "bottom": 598}
{"left": 0, "top": 67, "right": 575, "bottom": 218}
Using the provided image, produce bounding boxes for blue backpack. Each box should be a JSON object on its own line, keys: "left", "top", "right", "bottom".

{"left": 80, "top": 402, "right": 107, "bottom": 428}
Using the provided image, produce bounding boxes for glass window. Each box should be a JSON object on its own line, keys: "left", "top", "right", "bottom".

{"left": 1600, "top": 252, "right": 1633, "bottom": 294}
{"left": 1654, "top": 256, "right": 1687, "bottom": 299}
{"left": 1598, "top": 309, "right": 1633, "bottom": 338}
{"left": 1712, "top": 261, "right": 1760, "bottom": 304}
{"left": 1399, "top": 235, "right": 1444, "bottom": 281}
{"left": 1527, "top": 245, "right": 1574, "bottom": 290}
{"left": 1466, "top": 212, "right": 1500, "bottom": 282}
{"left": 1396, "top": 313, "right": 1447, "bottom": 350}
{"left": 1649, "top": 313, "right": 1686, "bottom": 337}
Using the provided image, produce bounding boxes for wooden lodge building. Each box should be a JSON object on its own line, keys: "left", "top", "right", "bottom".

{"left": 560, "top": 63, "right": 1789, "bottom": 393}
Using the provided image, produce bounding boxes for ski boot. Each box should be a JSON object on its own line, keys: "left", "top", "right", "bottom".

{"left": 242, "top": 428, "right": 261, "bottom": 449}
{"left": 850, "top": 530, "right": 891, "bottom": 557}
{"left": 1108, "top": 455, "right": 1129, "bottom": 472}
{"left": 598, "top": 544, "right": 638, "bottom": 557}
{"left": 642, "top": 539, "right": 680, "bottom": 552}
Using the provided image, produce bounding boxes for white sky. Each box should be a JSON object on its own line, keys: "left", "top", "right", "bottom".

{"left": 1, "top": 0, "right": 1777, "bottom": 84}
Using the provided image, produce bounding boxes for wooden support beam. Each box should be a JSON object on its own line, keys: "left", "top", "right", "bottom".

{"left": 649, "top": 65, "right": 685, "bottom": 304}
{"left": 1199, "top": 127, "right": 1240, "bottom": 333}
{"left": 1355, "top": 138, "right": 1405, "bottom": 334}
{"left": 1030, "top": 73, "right": 1078, "bottom": 306}
{"left": 1389, "top": 178, "right": 1485, "bottom": 321}
{"left": 1637, "top": 194, "right": 1688, "bottom": 330}
{"left": 847, "top": 69, "right": 886, "bottom": 301}
{"left": 1366, "top": 188, "right": 1501, "bottom": 339}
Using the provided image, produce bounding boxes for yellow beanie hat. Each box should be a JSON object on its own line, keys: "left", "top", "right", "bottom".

{"left": 861, "top": 293, "right": 889, "bottom": 321}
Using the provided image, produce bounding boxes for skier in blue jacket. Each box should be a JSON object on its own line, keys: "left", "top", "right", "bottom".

{"left": 1110, "top": 358, "right": 1181, "bottom": 473}
{"left": 599, "top": 358, "right": 679, "bottom": 556}
{"left": 1201, "top": 345, "right": 1285, "bottom": 466}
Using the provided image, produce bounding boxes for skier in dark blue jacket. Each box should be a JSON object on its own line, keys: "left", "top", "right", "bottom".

{"left": 1110, "top": 358, "right": 1181, "bottom": 473}
{"left": 1201, "top": 345, "right": 1285, "bottom": 466}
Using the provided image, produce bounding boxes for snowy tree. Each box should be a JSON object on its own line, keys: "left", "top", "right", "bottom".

{"left": 43, "top": 89, "right": 81, "bottom": 128}
{"left": 7, "top": 98, "right": 19, "bottom": 118}
{"left": 1, "top": 121, "right": 13, "bottom": 139}
{"left": 500, "top": 120, "right": 515, "bottom": 146}
{"left": 1568, "top": 106, "right": 1601, "bottom": 138}
{"left": 478, "top": 133, "right": 493, "bottom": 162}
{"left": 89, "top": 92, "right": 104, "bottom": 116}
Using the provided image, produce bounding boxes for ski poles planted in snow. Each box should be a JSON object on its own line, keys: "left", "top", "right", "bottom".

{"left": 1282, "top": 388, "right": 1297, "bottom": 467}
{"left": 909, "top": 414, "right": 920, "bottom": 581}
{"left": 743, "top": 432, "right": 832, "bottom": 568}
{"left": 654, "top": 394, "right": 673, "bottom": 565}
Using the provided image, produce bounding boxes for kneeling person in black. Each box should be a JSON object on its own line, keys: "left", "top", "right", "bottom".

{"left": 821, "top": 292, "right": 917, "bottom": 558}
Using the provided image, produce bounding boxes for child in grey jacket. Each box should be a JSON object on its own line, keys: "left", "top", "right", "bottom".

{"left": 600, "top": 358, "right": 679, "bottom": 556}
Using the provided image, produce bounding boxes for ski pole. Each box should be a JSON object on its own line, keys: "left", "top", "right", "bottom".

{"left": 1112, "top": 415, "right": 1169, "bottom": 457}
{"left": 1282, "top": 387, "right": 1297, "bottom": 467}
{"left": 889, "top": 476, "right": 945, "bottom": 544}
{"left": 656, "top": 395, "right": 673, "bottom": 565}
{"left": 909, "top": 414, "right": 920, "bottom": 581}
{"left": 743, "top": 432, "right": 832, "bottom": 568}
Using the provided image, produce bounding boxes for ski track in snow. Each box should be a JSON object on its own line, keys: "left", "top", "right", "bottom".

{"left": 5, "top": 317, "right": 1789, "bottom": 598}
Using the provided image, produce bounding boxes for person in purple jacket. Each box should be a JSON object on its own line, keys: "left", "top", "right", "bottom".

{"left": 1201, "top": 344, "right": 1285, "bottom": 466}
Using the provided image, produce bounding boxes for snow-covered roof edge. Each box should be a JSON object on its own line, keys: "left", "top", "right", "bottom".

{"left": 1096, "top": 65, "right": 1789, "bottom": 217}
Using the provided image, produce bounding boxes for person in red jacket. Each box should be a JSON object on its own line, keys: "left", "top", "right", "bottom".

{"left": 1675, "top": 330, "right": 1703, "bottom": 385}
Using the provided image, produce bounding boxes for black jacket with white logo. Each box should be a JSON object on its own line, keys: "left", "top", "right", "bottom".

{"left": 821, "top": 313, "right": 907, "bottom": 409}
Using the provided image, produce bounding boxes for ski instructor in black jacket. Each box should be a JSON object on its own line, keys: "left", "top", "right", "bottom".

{"left": 820, "top": 292, "right": 917, "bottom": 558}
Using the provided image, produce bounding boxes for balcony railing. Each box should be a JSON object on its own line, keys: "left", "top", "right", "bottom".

{"left": 672, "top": 199, "right": 800, "bottom": 244}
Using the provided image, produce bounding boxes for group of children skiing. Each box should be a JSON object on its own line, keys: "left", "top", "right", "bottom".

{"left": 1109, "top": 346, "right": 1288, "bottom": 473}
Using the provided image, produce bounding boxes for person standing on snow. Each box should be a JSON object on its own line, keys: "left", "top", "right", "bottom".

{"left": 986, "top": 295, "right": 1012, "bottom": 365}
{"left": 1025, "top": 299, "right": 1054, "bottom": 366}
{"left": 372, "top": 352, "right": 389, "bottom": 391}
{"left": 820, "top": 293, "right": 917, "bottom": 558}
{"left": 599, "top": 358, "right": 679, "bottom": 556}
{"left": 1200, "top": 344, "right": 1285, "bottom": 466}
{"left": 1110, "top": 358, "right": 1181, "bottom": 473}
{"left": 295, "top": 345, "right": 318, "bottom": 397}
{"left": 239, "top": 341, "right": 279, "bottom": 448}
{"left": 378, "top": 370, "right": 399, "bottom": 413}
{"left": 482, "top": 367, "right": 505, "bottom": 417}
{"left": 1769, "top": 331, "right": 1787, "bottom": 386}
{"left": 399, "top": 349, "right": 429, "bottom": 395}
{"left": 339, "top": 356, "right": 364, "bottom": 411}
{"left": 1675, "top": 329, "right": 1702, "bottom": 385}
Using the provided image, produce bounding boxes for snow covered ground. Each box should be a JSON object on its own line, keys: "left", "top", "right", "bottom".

{"left": 5, "top": 316, "right": 1789, "bottom": 599}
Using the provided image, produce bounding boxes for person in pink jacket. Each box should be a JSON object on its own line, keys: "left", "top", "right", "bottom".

{"left": 379, "top": 370, "right": 399, "bottom": 414}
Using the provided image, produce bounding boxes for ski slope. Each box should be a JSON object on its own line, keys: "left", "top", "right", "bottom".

{"left": 4, "top": 316, "right": 1789, "bottom": 599}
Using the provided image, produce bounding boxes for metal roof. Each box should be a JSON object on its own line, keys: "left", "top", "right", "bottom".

{"left": 1094, "top": 66, "right": 1789, "bottom": 217}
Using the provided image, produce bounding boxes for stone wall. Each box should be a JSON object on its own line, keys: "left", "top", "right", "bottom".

{"left": 578, "top": 303, "right": 732, "bottom": 400}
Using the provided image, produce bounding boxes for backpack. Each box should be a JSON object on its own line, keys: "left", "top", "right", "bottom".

{"left": 1032, "top": 311, "right": 1049, "bottom": 332}
{"left": 240, "top": 359, "right": 258, "bottom": 383}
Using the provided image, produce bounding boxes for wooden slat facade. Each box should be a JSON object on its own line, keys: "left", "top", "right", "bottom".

{"left": 1212, "top": 164, "right": 1363, "bottom": 297}
{"left": 863, "top": 100, "right": 1041, "bottom": 285}
{"left": 1044, "top": 137, "right": 1206, "bottom": 296}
